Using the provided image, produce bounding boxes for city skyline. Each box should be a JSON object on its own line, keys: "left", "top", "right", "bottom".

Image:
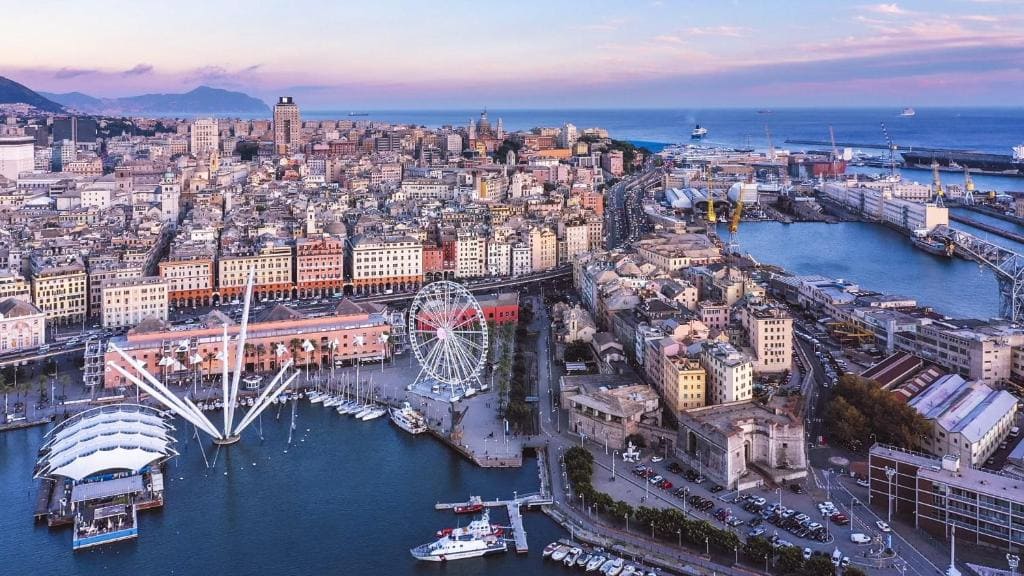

{"left": 3, "top": 0, "right": 1023, "bottom": 108}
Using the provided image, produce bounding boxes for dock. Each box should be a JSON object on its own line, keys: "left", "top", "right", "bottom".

{"left": 950, "top": 213, "right": 1024, "bottom": 245}
{"left": 435, "top": 493, "right": 553, "bottom": 553}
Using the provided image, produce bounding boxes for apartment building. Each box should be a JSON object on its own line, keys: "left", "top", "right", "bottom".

{"left": 349, "top": 235, "right": 423, "bottom": 295}
{"left": 159, "top": 256, "right": 216, "bottom": 307}
{"left": 529, "top": 227, "right": 557, "bottom": 272}
{"left": 662, "top": 353, "right": 708, "bottom": 412}
{"left": 738, "top": 301, "right": 793, "bottom": 373}
{"left": 455, "top": 232, "right": 486, "bottom": 278}
{"left": 101, "top": 276, "right": 169, "bottom": 329}
{"left": 218, "top": 244, "right": 294, "bottom": 301}
{"left": 295, "top": 235, "right": 345, "bottom": 298}
{"left": 190, "top": 118, "right": 219, "bottom": 156}
{"left": 30, "top": 257, "right": 87, "bottom": 325}
{"left": 700, "top": 342, "right": 754, "bottom": 405}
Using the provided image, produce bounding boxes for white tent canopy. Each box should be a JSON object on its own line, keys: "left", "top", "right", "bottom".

{"left": 35, "top": 404, "right": 176, "bottom": 481}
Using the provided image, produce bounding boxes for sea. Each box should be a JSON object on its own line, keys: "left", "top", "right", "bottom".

{"left": 5, "top": 107, "right": 1024, "bottom": 575}
{"left": 306, "top": 107, "right": 1024, "bottom": 191}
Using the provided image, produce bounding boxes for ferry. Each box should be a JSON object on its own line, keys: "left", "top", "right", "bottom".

{"left": 690, "top": 124, "right": 708, "bottom": 139}
{"left": 409, "top": 510, "right": 509, "bottom": 561}
{"left": 390, "top": 402, "right": 428, "bottom": 434}
{"left": 900, "top": 107, "right": 916, "bottom": 117}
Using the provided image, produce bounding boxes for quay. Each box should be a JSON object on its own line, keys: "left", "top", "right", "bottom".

{"left": 949, "top": 213, "right": 1024, "bottom": 244}
{"left": 435, "top": 493, "right": 553, "bottom": 553}
{"left": 783, "top": 139, "right": 965, "bottom": 153}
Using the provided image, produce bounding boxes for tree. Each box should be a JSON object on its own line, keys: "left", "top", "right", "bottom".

{"left": 801, "top": 555, "right": 836, "bottom": 576}
{"left": 844, "top": 567, "right": 867, "bottom": 576}
{"left": 777, "top": 546, "right": 805, "bottom": 575}
{"left": 743, "top": 536, "right": 773, "bottom": 562}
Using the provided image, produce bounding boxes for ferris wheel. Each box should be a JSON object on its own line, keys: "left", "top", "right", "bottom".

{"left": 408, "top": 281, "right": 489, "bottom": 400}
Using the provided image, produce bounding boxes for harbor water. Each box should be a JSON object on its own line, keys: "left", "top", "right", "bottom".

{"left": 723, "top": 221, "right": 1001, "bottom": 319}
{"left": 0, "top": 402, "right": 569, "bottom": 575}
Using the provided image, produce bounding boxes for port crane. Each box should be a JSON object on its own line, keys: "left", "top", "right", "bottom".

{"left": 705, "top": 164, "right": 717, "bottom": 227}
{"left": 962, "top": 166, "right": 976, "bottom": 206}
{"left": 880, "top": 122, "right": 898, "bottom": 179}
{"left": 727, "top": 194, "right": 744, "bottom": 254}
{"left": 931, "top": 160, "right": 945, "bottom": 207}
{"left": 829, "top": 125, "right": 840, "bottom": 179}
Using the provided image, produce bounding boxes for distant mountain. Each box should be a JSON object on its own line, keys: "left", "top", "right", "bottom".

{"left": 38, "top": 91, "right": 103, "bottom": 112}
{"left": 42, "top": 85, "right": 270, "bottom": 115}
{"left": 0, "top": 76, "right": 65, "bottom": 113}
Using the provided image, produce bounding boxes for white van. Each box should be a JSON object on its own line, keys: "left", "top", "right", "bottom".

{"left": 1011, "top": 426, "right": 1020, "bottom": 439}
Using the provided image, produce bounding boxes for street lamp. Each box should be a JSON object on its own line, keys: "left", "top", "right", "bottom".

{"left": 777, "top": 486, "right": 783, "bottom": 510}
{"left": 885, "top": 466, "right": 897, "bottom": 524}
{"left": 612, "top": 450, "right": 619, "bottom": 481}
{"left": 625, "top": 513, "right": 629, "bottom": 533}
{"left": 677, "top": 528, "right": 682, "bottom": 548}
{"left": 850, "top": 497, "right": 858, "bottom": 533}
{"left": 705, "top": 536, "right": 710, "bottom": 557}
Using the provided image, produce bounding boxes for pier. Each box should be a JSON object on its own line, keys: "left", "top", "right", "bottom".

{"left": 783, "top": 139, "right": 967, "bottom": 153}
{"left": 435, "top": 493, "right": 553, "bottom": 553}
{"left": 949, "top": 213, "right": 1024, "bottom": 245}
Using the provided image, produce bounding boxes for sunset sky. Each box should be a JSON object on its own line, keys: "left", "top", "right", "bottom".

{"left": 2, "top": 0, "right": 1023, "bottom": 108}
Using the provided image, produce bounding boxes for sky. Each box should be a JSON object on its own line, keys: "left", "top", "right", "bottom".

{"left": 2, "top": 0, "right": 1023, "bottom": 109}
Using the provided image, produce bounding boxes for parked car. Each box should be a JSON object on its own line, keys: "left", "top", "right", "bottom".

{"left": 831, "top": 513, "right": 849, "bottom": 525}
{"left": 749, "top": 527, "right": 766, "bottom": 538}
{"left": 649, "top": 475, "right": 664, "bottom": 485}
{"left": 790, "top": 484, "right": 805, "bottom": 494}
{"left": 710, "top": 484, "right": 724, "bottom": 493}
{"left": 856, "top": 478, "right": 870, "bottom": 488}
{"left": 667, "top": 463, "right": 683, "bottom": 474}
{"left": 651, "top": 456, "right": 663, "bottom": 463}
{"left": 659, "top": 479, "right": 673, "bottom": 490}
{"left": 803, "top": 548, "right": 813, "bottom": 560}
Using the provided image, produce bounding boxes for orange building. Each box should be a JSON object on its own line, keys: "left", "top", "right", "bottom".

{"left": 159, "top": 256, "right": 215, "bottom": 307}
{"left": 103, "top": 300, "right": 391, "bottom": 389}
{"left": 296, "top": 235, "right": 345, "bottom": 298}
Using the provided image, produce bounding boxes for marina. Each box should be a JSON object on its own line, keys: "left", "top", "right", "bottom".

{"left": 435, "top": 493, "right": 554, "bottom": 553}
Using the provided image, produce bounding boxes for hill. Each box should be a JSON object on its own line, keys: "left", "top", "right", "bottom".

{"left": 43, "top": 85, "right": 270, "bottom": 115}
{"left": 0, "top": 76, "right": 65, "bottom": 113}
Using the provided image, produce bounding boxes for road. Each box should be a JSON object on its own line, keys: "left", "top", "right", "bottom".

{"left": 606, "top": 168, "right": 662, "bottom": 249}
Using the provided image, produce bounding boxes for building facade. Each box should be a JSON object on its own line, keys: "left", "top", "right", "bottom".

{"left": 0, "top": 298, "right": 45, "bottom": 352}
{"left": 101, "top": 276, "right": 169, "bottom": 329}
{"left": 295, "top": 235, "right": 345, "bottom": 298}
{"left": 273, "top": 97, "right": 301, "bottom": 154}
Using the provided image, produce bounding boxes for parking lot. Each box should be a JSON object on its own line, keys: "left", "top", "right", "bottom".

{"left": 590, "top": 451, "right": 893, "bottom": 570}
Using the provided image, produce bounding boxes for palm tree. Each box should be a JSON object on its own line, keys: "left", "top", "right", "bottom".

{"left": 244, "top": 343, "right": 255, "bottom": 373}
{"left": 255, "top": 344, "right": 267, "bottom": 373}
{"left": 289, "top": 338, "right": 302, "bottom": 366}
{"left": 205, "top": 351, "right": 217, "bottom": 378}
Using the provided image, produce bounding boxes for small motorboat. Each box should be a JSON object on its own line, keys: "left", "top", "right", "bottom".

{"left": 563, "top": 547, "right": 582, "bottom": 567}
{"left": 586, "top": 555, "right": 607, "bottom": 572}
{"left": 542, "top": 542, "right": 559, "bottom": 558}
{"left": 577, "top": 553, "right": 592, "bottom": 568}
{"left": 551, "top": 546, "right": 570, "bottom": 562}
{"left": 454, "top": 496, "right": 484, "bottom": 515}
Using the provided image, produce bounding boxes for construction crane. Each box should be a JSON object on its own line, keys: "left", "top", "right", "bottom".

{"left": 963, "top": 166, "right": 976, "bottom": 206}
{"left": 931, "top": 160, "right": 945, "bottom": 207}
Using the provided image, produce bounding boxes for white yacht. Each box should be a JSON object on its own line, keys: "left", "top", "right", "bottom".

{"left": 390, "top": 402, "right": 428, "bottom": 434}
{"left": 410, "top": 513, "right": 507, "bottom": 562}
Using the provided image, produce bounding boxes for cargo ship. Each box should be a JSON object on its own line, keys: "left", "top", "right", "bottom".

{"left": 901, "top": 146, "right": 1024, "bottom": 176}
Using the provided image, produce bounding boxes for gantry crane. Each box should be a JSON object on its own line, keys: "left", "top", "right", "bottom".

{"left": 728, "top": 196, "right": 744, "bottom": 254}
{"left": 962, "top": 166, "right": 976, "bottom": 206}
{"left": 705, "top": 164, "right": 717, "bottom": 226}
{"left": 931, "top": 160, "right": 945, "bottom": 207}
